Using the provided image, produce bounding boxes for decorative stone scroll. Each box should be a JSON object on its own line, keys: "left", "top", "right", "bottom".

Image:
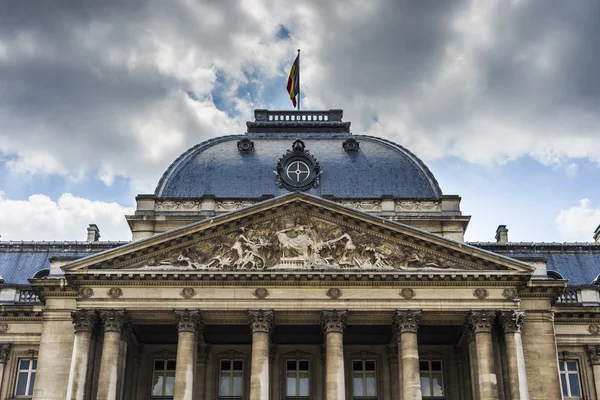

{"left": 587, "top": 345, "right": 600, "bottom": 365}
{"left": 71, "top": 309, "right": 97, "bottom": 333}
{"left": 99, "top": 310, "right": 129, "bottom": 334}
{"left": 0, "top": 343, "right": 11, "bottom": 364}
{"left": 499, "top": 310, "right": 525, "bottom": 333}
{"left": 320, "top": 310, "right": 348, "bottom": 334}
{"left": 174, "top": 309, "right": 203, "bottom": 334}
{"left": 392, "top": 310, "right": 422, "bottom": 335}
{"left": 468, "top": 311, "right": 496, "bottom": 334}
{"left": 142, "top": 211, "right": 480, "bottom": 272}
{"left": 248, "top": 310, "right": 274, "bottom": 334}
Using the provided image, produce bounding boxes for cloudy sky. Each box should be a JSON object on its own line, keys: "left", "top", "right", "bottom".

{"left": 1, "top": 0, "right": 599, "bottom": 242}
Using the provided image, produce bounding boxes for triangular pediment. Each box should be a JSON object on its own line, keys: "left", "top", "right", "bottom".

{"left": 62, "top": 193, "right": 534, "bottom": 275}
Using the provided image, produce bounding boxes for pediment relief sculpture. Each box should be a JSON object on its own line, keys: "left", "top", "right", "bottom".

{"left": 138, "top": 212, "right": 495, "bottom": 272}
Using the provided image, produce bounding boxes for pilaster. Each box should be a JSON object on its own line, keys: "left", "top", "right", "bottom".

{"left": 588, "top": 345, "right": 600, "bottom": 399}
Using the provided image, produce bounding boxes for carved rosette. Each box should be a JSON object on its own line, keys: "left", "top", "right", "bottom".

{"left": 107, "top": 287, "right": 123, "bottom": 299}
{"left": 392, "top": 310, "right": 422, "bottom": 335}
{"left": 99, "top": 310, "right": 129, "bottom": 334}
{"left": 499, "top": 310, "right": 525, "bottom": 334}
{"left": 180, "top": 288, "right": 196, "bottom": 299}
{"left": 248, "top": 310, "right": 274, "bottom": 334}
{"left": 589, "top": 325, "right": 600, "bottom": 336}
{"left": 320, "top": 310, "right": 348, "bottom": 334}
{"left": 174, "top": 310, "right": 204, "bottom": 334}
{"left": 253, "top": 288, "right": 269, "bottom": 300}
{"left": 71, "top": 309, "right": 97, "bottom": 333}
{"left": 400, "top": 288, "right": 415, "bottom": 299}
{"left": 78, "top": 287, "right": 94, "bottom": 299}
{"left": 587, "top": 345, "right": 600, "bottom": 365}
{"left": 502, "top": 288, "right": 519, "bottom": 300}
{"left": 468, "top": 311, "right": 496, "bottom": 334}
{"left": 326, "top": 288, "right": 342, "bottom": 300}
{"left": 0, "top": 324, "right": 9, "bottom": 333}
{"left": 0, "top": 344, "right": 11, "bottom": 364}
{"left": 473, "top": 288, "right": 489, "bottom": 300}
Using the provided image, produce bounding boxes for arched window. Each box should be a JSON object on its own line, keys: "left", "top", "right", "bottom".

{"left": 32, "top": 269, "right": 50, "bottom": 279}
{"left": 547, "top": 270, "right": 564, "bottom": 280}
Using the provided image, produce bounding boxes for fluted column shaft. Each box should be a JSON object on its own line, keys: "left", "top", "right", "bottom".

{"left": 66, "top": 310, "right": 97, "bottom": 400}
{"left": 173, "top": 310, "right": 203, "bottom": 400}
{"left": 321, "top": 310, "right": 347, "bottom": 400}
{"left": 469, "top": 311, "right": 499, "bottom": 400}
{"left": 588, "top": 346, "right": 600, "bottom": 398}
{"left": 394, "top": 310, "right": 423, "bottom": 400}
{"left": 249, "top": 310, "right": 274, "bottom": 400}
{"left": 500, "top": 311, "right": 529, "bottom": 400}
{"left": 96, "top": 310, "right": 129, "bottom": 400}
{"left": 0, "top": 344, "right": 11, "bottom": 395}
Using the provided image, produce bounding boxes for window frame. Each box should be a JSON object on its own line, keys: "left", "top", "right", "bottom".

{"left": 351, "top": 359, "right": 378, "bottom": 399}
{"left": 559, "top": 359, "right": 583, "bottom": 399}
{"left": 150, "top": 358, "right": 177, "bottom": 398}
{"left": 285, "top": 358, "right": 311, "bottom": 399}
{"left": 14, "top": 358, "right": 37, "bottom": 398}
{"left": 218, "top": 358, "right": 245, "bottom": 399}
{"left": 419, "top": 359, "right": 445, "bottom": 398}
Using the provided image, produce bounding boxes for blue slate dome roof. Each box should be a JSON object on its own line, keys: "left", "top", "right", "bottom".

{"left": 155, "top": 110, "right": 442, "bottom": 199}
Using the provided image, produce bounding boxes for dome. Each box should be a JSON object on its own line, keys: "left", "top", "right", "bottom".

{"left": 155, "top": 110, "right": 442, "bottom": 199}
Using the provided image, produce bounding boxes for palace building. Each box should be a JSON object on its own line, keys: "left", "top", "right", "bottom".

{"left": 0, "top": 109, "right": 599, "bottom": 400}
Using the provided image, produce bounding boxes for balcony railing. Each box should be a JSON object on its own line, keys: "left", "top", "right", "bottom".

{"left": 556, "top": 288, "right": 581, "bottom": 305}
{"left": 247, "top": 109, "right": 350, "bottom": 133}
{"left": 17, "top": 289, "right": 40, "bottom": 303}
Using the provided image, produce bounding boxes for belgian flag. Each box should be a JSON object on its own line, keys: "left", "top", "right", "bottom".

{"left": 286, "top": 54, "right": 300, "bottom": 108}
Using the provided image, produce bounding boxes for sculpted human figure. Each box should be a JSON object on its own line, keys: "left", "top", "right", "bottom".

{"left": 276, "top": 218, "right": 316, "bottom": 259}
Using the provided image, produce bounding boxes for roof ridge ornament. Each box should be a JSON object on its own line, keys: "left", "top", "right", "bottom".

{"left": 276, "top": 139, "right": 321, "bottom": 191}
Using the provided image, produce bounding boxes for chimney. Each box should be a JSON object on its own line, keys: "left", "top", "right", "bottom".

{"left": 87, "top": 224, "right": 101, "bottom": 242}
{"left": 594, "top": 224, "right": 600, "bottom": 243}
{"left": 495, "top": 225, "right": 508, "bottom": 243}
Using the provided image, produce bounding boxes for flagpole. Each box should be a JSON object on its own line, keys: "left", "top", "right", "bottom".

{"left": 297, "top": 49, "right": 300, "bottom": 111}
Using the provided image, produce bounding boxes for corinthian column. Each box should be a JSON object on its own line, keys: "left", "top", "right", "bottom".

{"left": 587, "top": 345, "right": 600, "bottom": 398}
{"left": 249, "top": 310, "right": 274, "bottom": 400}
{"left": 321, "top": 310, "right": 347, "bottom": 400}
{"left": 393, "top": 310, "right": 423, "bottom": 400}
{"left": 173, "top": 309, "right": 203, "bottom": 400}
{"left": 96, "top": 310, "right": 129, "bottom": 400}
{"left": 0, "top": 343, "right": 11, "bottom": 394}
{"left": 66, "top": 310, "right": 97, "bottom": 400}
{"left": 499, "top": 311, "right": 529, "bottom": 400}
{"left": 468, "top": 311, "right": 499, "bottom": 400}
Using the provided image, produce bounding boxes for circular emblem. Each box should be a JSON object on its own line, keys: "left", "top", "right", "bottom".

{"left": 286, "top": 160, "right": 311, "bottom": 183}
{"left": 277, "top": 139, "right": 320, "bottom": 191}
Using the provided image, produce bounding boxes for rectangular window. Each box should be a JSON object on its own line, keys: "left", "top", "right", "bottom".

{"left": 559, "top": 360, "right": 582, "bottom": 399}
{"left": 352, "top": 360, "right": 377, "bottom": 398}
{"left": 15, "top": 358, "right": 37, "bottom": 397}
{"left": 286, "top": 359, "right": 310, "bottom": 398}
{"left": 219, "top": 359, "right": 243, "bottom": 398}
{"left": 420, "top": 360, "right": 444, "bottom": 397}
{"left": 151, "top": 359, "right": 176, "bottom": 397}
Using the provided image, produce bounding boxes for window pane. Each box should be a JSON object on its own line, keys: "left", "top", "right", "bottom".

{"left": 431, "top": 361, "right": 442, "bottom": 371}
{"left": 419, "top": 361, "right": 429, "bottom": 371}
{"left": 232, "top": 372, "right": 243, "bottom": 396}
{"left": 16, "top": 372, "right": 28, "bottom": 395}
{"left": 420, "top": 373, "right": 431, "bottom": 396}
{"left": 221, "top": 360, "right": 231, "bottom": 371}
{"left": 353, "top": 374, "right": 364, "bottom": 397}
{"left": 32, "top": 360, "right": 37, "bottom": 370}
{"left": 353, "top": 360, "right": 363, "bottom": 371}
{"left": 287, "top": 373, "right": 297, "bottom": 396}
{"left": 154, "top": 359, "right": 164, "bottom": 371}
{"left": 567, "top": 361, "right": 578, "bottom": 372}
{"left": 299, "top": 372, "right": 309, "bottom": 396}
{"left": 365, "top": 360, "right": 375, "bottom": 371}
{"left": 432, "top": 373, "right": 444, "bottom": 396}
{"left": 19, "top": 360, "right": 30, "bottom": 370}
{"left": 299, "top": 360, "right": 309, "bottom": 371}
{"left": 569, "top": 374, "right": 581, "bottom": 397}
{"left": 559, "top": 362, "right": 565, "bottom": 371}
{"left": 166, "top": 360, "right": 176, "bottom": 371}
{"left": 28, "top": 372, "right": 36, "bottom": 396}
{"left": 233, "top": 360, "right": 243, "bottom": 371}
{"left": 164, "top": 372, "right": 175, "bottom": 396}
{"left": 219, "top": 374, "right": 231, "bottom": 396}
{"left": 151, "top": 373, "right": 164, "bottom": 396}
{"left": 561, "top": 374, "right": 568, "bottom": 396}
{"left": 366, "top": 374, "right": 377, "bottom": 396}
{"left": 287, "top": 360, "right": 296, "bottom": 371}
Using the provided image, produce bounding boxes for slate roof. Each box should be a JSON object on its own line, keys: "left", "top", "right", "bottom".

{"left": 471, "top": 242, "right": 600, "bottom": 286}
{"left": 154, "top": 134, "right": 443, "bottom": 199}
{"left": 0, "top": 241, "right": 126, "bottom": 284}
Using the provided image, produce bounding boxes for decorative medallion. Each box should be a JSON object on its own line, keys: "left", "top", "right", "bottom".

{"left": 253, "top": 288, "right": 269, "bottom": 300}
{"left": 237, "top": 138, "right": 254, "bottom": 152}
{"left": 589, "top": 324, "right": 600, "bottom": 336}
{"left": 276, "top": 139, "right": 320, "bottom": 191}
{"left": 400, "top": 288, "right": 415, "bottom": 299}
{"left": 502, "top": 288, "right": 518, "bottom": 300}
{"left": 0, "top": 324, "right": 9, "bottom": 333}
{"left": 326, "top": 288, "right": 342, "bottom": 300}
{"left": 343, "top": 138, "right": 360, "bottom": 152}
{"left": 79, "top": 287, "right": 94, "bottom": 299}
{"left": 181, "top": 288, "right": 196, "bottom": 299}
{"left": 108, "top": 287, "right": 123, "bottom": 299}
{"left": 473, "top": 288, "right": 489, "bottom": 300}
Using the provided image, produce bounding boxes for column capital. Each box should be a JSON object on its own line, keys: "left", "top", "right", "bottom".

{"left": 0, "top": 343, "right": 11, "bottom": 364}
{"left": 248, "top": 309, "right": 274, "bottom": 334}
{"left": 320, "top": 310, "right": 348, "bottom": 334}
{"left": 99, "top": 309, "right": 129, "bottom": 334}
{"left": 499, "top": 310, "right": 525, "bottom": 334}
{"left": 588, "top": 345, "right": 600, "bottom": 365}
{"left": 468, "top": 310, "right": 496, "bottom": 334}
{"left": 174, "top": 309, "right": 204, "bottom": 334}
{"left": 71, "top": 309, "right": 97, "bottom": 333}
{"left": 392, "top": 309, "right": 422, "bottom": 335}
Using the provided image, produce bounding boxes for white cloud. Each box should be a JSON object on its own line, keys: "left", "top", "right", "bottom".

{"left": 0, "top": 191, "right": 134, "bottom": 241}
{"left": 555, "top": 199, "right": 600, "bottom": 242}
